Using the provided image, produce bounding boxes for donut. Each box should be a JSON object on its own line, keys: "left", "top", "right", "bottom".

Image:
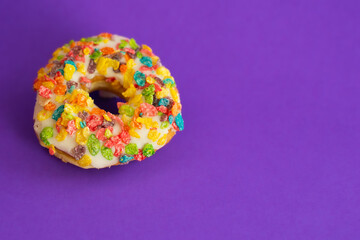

{"left": 33, "top": 33, "right": 184, "bottom": 169}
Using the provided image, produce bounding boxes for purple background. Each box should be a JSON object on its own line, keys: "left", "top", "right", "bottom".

{"left": 0, "top": 0, "right": 359, "bottom": 239}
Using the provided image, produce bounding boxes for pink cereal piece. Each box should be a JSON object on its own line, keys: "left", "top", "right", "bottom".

{"left": 67, "top": 120, "right": 76, "bottom": 135}
{"left": 39, "top": 85, "right": 52, "bottom": 99}
{"left": 134, "top": 150, "right": 146, "bottom": 161}
{"left": 86, "top": 115, "right": 104, "bottom": 131}
{"left": 124, "top": 48, "right": 135, "bottom": 54}
{"left": 140, "top": 103, "right": 157, "bottom": 117}
{"left": 140, "top": 48, "right": 154, "bottom": 57}
{"left": 96, "top": 128, "right": 107, "bottom": 141}
{"left": 153, "top": 84, "right": 162, "bottom": 92}
{"left": 113, "top": 143, "right": 125, "bottom": 157}
{"left": 80, "top": 76, "right": 91, "bottom": 83}
{"left": 120, "top": 130, "right": 130, "bottom": 144}
{"left": 105, "top": 77, "right": 115, "bottom": 82}
{"left": 172, "top": 121, "right": 179, "bottom": 131}
{"left": 75, "top": 55, "right": 85, "bottom": 62}
{"left": 156, "top": 106, "right": 168, "bottom": 114}
{"left": 139, "top": 66, "right": 154, "bottom": 72}
{"left": 108, "top": 113, "right": 124, "bottom": 129}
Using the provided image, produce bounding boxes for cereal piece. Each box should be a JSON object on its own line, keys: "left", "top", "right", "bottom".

{"left": 134, "top": 150, "right": 146, "bottom": 161}
{"left": 158, "top": 98, "right": 170, "bottom": 106}
{"left": 157, "top": 134, "right": 167, "bottom": 145}
{"left": 125, "top": 143, "right": 138, "bottom": 155}
{"left": 175, "top": 113, "right": 184, "bottom": 131}
{"left": 49, "top": 145, "right": 56, "bottom": 155}
{"left": 148, "top": 129, "right": 160, "bottom": 142}
{"left": 129, "top": 128, "right": 140, "bottom": 138}
{"left": 54, "top": 84, "right": 66, "bottom": 95}
{"left": 120, "top": 155, "right": 134, "bottom": 164}
{"left": 76, "top": 126, "right": 90, "bottom": 145}
{"left": 86, "top": 114, "right": 104, "bottom": 131}
{"left": 66, "top": 120, "right": 76, "bottom": 135}
{"left": 56, "top": 128, "right": 67, "bottom": 141}
{"left": 72, "top": 145, "right": 86, "bottom": 160}
{"left": 118, "top": 104, "right": 134, "bottom": 117}
{"left": 40, "top": 127, "right": 53, "bottom": 146}
{"left": 87, "top": 134, "right": 101, "bottom": 156}
{"left": 133, "top": 71, "right": 146, "bottom": 87}
{"left": 78, "top": 154, "right": 92, "bottom": 167}
{"left": 101, "top": 146, "right": 113, "bottom": 160}
{"left": 140, "top": 103, "right": 157, "bottom": 117}
{"left": 39, "top": 85, "right": 52, "bottom": 99}
{"left": 37, "top": 110, "right": 52, "bottom": 121}
{"left": 64, "top": 63, "right": 76, "bottom": 81}
{"left": 142, "top": 143, "right": 155, "bottom": 157}
{"left": 44, "top": 102, "right": 56, "bottom": 111}
{"left": 140, "top": 56, "right": 153, "bottom": 67}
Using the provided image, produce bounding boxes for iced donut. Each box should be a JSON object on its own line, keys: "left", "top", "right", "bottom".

{"left": 33, "top": 33, "right": 184, "bottom": 169}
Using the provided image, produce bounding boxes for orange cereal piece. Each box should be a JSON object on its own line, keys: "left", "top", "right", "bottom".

{"left": 171, "top": 102, "right": 182, "bottom": 116}
{"left": 100, "top": 47, "right": 115, "bottom": 55}
{"left": 124, "top": 53, "right": 131, "bottom": 62}
{"left": 33, "top": 79, "right": 43, "bottom": 91}
{"left": 55, "top": 75, "right": 65, "bottom": 84}
{"left": 99, "top": 33, "right": 112, "bottom": 38}
{"left": 44, "top": 102, "right": 56, "bottom": 111}
{"left": 90, "top": 108, "right": 106, "bottom": 116}
{"left": 54, "top": 84, "right": 66, "bottom": 95}
{"left": 119, "top": 64, "right": 127, "bottom": 73}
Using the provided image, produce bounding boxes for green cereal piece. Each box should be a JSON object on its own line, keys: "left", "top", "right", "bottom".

{"left": 101, "top": 146, "right": 113, "bottom": 160}
{"left": 119, "top": 40, "right": 128, "bottom": 49}
{"left": 87, "top": 134, "right": 100, "bottom": 156}
{"left": 40, "top": 127, "right": 53, "bottom": 146}
{"left": 119, "top": 105, "right": 134, "bottom": 117}
{"left": 125, "top": 143, "right": 139, "bottom": 155}
{"left": 142, "top": 84, "right": 155, "bottom": 96}
{"left": 144, "top": 95, "right": 153, "bottom": 105}
{"left": 143, "top": 144, "right": 155, "bottom": 157}
{"left": 160, "top": 121, "right": 169, "bottom": 129}
{"left": 129, "top": 38, "right": 139, "bottom": 49}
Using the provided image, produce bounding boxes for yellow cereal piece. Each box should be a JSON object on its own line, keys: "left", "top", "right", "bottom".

{"left": 103, "top": 114, "right": 111, "bottom": 122}
{"left": 126, "top": 59, "right": 136, "bottom": 68}
{"left": 142, "top": 44, "right": 152, "bottom": 52}
{"left": 156, "top": 87, "right": 170, "bottom": 99}
{"left": 146, "top": 76, "right": 155, "bottom": 84}
{"left": 75, "top": 117, "right": 82, "bottom": 129}
{"left": 129, "top": 128, "right": 140, "bottom": 138}
{"left": 37, "top": 68, "right": 46, "bottom": 78}
{"left": 55, "top": 95, "right": 67, "bottom": 103}
{"left": 37, "top": 110, "right": 52, "bottom": 121}
{"left": 151, "top": 56, "right": 159, "bottom": 65}
{"left": 170, "top": 88, "right": 180, "bottom": 102}
{"left": 122, "top": 115, "right": 132, "bottom": 125}
{"left": 148, "top": 129, "right": 160, "bottom": 142}
{"left": 122, "top": 84, "right": 136, "bottom": 98}
{"left": 76, "top": 127, "right": 90, "bottom": 145}
{"left": 83, "top": 47, "right": 90, "bottom": 55}
{"left": 64, "top": 64, "right": 76, "bottom": 81}
{"left": 77, "top": 63, "right": 86, "bottom": 74}
{"left": 64, "top": 103, "right": 75, "bottom": 114}
{"left": 136, "top": 117, "right": 159, "bottom": 129}
{"left": 78, "top": 154, "right": 92, "bottom": 167}
{"left": 103, "top": 38, "right": 109, "bottom": 43}
{"left": 42, "top": 81, "right": 55, "bottom": 90}
{"left": 157, "top": 134, "right": 167, "bottom": 146}
{"left": 61, "top": 46, "right": 70, "bottom": 53}
{"left": 123, "top": 68, "right": 135, "bottom": 88}
{"left": 156, "top": 66, "right": 170, "bottom": 77}
{"left": 86, "top": 98, "right": 94, "bottom": 108}
{"left": 128, "top": 94, "right": 142, "bottom": 107}
{"left": 52, "top": 48, "right": 61, "bottom": 57}
{"left": 56, "top": 128, "right": 68, "bottom": 141}
{"left": 49, "top": 144, "right": 56, "bottom": 154}
{"left": 96, "top": 57, "right": 120, "bottom": 75}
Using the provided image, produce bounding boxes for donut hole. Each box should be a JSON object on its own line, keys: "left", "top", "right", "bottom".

{"left": 89, "top": 90, "right": 126, "bottom": 114}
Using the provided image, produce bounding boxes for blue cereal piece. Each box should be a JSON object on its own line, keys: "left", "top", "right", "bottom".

{"left": 134, "top": 71, "right": 146, "bottom": 86}
{"left": 158, "top": 98, "right": 170, "bottom": 106}
{"left": 175, "top": 113, "right": 184, "bottom": 131}
{"left": 52, "top": 105, "right": 65, "bottom": 121}
{"left": 140, "top": 56, "right": 153, "bottom": 67}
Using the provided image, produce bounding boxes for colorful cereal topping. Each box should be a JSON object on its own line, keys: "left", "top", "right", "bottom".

{"left": 33, "top": 33, "right": 183, "bottom": 168}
